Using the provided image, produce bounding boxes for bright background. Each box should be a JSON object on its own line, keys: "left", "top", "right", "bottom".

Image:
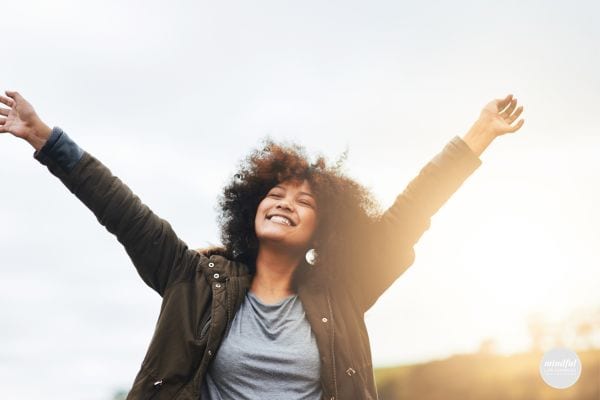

{"left": 1, "top": 1, "right": 599, "bottom": 398}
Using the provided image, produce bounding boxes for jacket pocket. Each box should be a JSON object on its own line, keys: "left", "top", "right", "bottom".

{"left": 195, "top": 307, "right": 212, "bottom": 339}
{"left": 199, "top": 316, "right": 212, "bottom": 339}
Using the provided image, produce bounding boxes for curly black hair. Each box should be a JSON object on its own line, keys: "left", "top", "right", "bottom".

{"left": 200, "top": 135, "right": 386, "bottom": 289}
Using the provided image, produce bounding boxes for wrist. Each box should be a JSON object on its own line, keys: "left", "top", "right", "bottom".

{"left": 462, "top": 120, "right": 496, "bottom": 157}
{"left": 26, "top": 120, "right": 52, "bottom": 151}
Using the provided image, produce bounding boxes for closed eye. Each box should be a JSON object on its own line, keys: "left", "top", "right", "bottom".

{"left": 267, "top": 191, "right": 314, "bottom": 208}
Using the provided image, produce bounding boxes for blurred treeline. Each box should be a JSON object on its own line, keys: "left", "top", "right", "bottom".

{"left": 373, "top": 306, "right": 600, "bottom": 400}
{"left": 373, "top": 349, "right": 598, "bottom": 400}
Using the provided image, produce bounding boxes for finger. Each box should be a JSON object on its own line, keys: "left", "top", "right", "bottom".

{"left": 507, "top": 119, "right": 525, "bottom": 133}
{"left": 501, "top": 98, "right": 517, "bottom": 118}
{"left": 496, "top": 94, "right": 513, "bottom": 111}
{"left": 507, "top": 105, "right": 524, "bottom": 124}
{"left": 5, "top": 90, "right": 20, "bottom": 99}
{"left": 0, "top": 107, "right": 9, "bottom": 116}
{"left": 0, "top": 117, "right": 6, "bottom": 132}
{"left": 0, "top": 95, "right": 15, "bottom": 108}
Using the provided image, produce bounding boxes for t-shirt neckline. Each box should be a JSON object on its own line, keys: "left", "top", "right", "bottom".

{"left": 247, "top": 290, "right": 298, "bottom": 306}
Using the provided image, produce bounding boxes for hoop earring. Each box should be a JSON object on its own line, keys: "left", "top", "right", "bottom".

{"left": 305, "top": 248, "right": 318, "bottom": 266}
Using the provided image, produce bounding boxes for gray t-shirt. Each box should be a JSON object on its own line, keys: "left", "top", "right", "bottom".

{"left": 200, "top": 290, "right": 323, "bottom": 399}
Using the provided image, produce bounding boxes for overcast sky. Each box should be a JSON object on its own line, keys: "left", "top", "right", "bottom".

{"left": 1, "top": 0, "right": 599, "bottom": 398}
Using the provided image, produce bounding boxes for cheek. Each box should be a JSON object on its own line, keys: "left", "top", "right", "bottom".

{"left": 255, "top": 200, "right": 268, "bottom": 217}
{"left": 254, "top": 200, "right": 273, "bottom": 227}
{"left": 305, "top": 211, "right": 319, "bottom": 231}
{"left": 254, "top": 210, "right": 262, "bottom": 228}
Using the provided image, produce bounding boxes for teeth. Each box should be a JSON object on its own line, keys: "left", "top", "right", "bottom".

{"left": 270, "top": 215, "right": 292, "bottom": 226}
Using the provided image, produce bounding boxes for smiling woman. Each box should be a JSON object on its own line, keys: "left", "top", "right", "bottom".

{"left": 211, "top": 137, "right": 386, "bottom": 303}
{"left": 0, "top": 89, "right": 524, "bottom": 399}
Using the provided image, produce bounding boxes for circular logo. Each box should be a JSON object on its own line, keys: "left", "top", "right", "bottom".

{"left": 539, "top": 347, "right": 582, "bottom": 389}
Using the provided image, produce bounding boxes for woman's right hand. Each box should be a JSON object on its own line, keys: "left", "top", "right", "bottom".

{"left": 0, "top": 90, "right": 52, "bottom": 151}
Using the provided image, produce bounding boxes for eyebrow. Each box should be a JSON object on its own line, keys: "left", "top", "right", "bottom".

{"left": 273, "top": 185, "right": 315, "bottom": 198}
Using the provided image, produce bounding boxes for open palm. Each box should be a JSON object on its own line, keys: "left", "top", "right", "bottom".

{"left": 0, "top": 91, "right": 43, "bottom": 139}
{"left": 479, "top": 94, "right": 525, "bottom": 136}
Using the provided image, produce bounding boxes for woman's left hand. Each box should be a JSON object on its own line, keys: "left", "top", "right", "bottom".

{"left": 462, "top": 94, "right": 525, "bottom": 157}
{"left": 478, "top": 94, "right": 525, "bottom": 137}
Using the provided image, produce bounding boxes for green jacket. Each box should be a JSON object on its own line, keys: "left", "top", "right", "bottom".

{"left": 35, "top": 131, "right": 481, "bottom": 399}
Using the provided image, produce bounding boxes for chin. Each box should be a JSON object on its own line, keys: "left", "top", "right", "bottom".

{"left": 257, "top": 235, "right": 306, "bottom": 251}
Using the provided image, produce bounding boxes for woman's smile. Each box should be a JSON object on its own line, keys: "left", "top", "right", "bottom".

{"left": 254, "top": 179, "right": 318, "bottom": 249}
{"left": 269, "top": 215, "right": 294, "bottom": 226}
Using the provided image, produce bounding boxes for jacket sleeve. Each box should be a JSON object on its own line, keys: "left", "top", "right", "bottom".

{"left": 350, "top": 135, "right": 482, "bottom": 312}
{"left": 33, "top": 127, "right": 203, "bottom": 296}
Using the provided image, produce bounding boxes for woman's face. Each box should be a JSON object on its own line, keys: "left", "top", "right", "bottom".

{"left": 254, "top": 178, "right": 318, "bottom": 251}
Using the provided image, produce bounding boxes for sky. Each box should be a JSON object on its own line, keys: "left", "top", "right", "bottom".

{"left": 1, "top": 0, "right": 599, "bottom": 398}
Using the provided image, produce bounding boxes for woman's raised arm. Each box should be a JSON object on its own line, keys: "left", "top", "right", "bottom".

{"left": 348, "top": 94, "right": 525, "bottom": 312}
{"left": 1, "top": 90, "right": 204, "bottom": 296}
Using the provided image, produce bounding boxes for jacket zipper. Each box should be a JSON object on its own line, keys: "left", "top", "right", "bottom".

{"left": 326, "top": 289, "right": 338, "bottom": 399}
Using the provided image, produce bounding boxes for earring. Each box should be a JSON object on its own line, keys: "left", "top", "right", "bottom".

{"left": 305, "top": 248, "right": 318, "bottom": 266}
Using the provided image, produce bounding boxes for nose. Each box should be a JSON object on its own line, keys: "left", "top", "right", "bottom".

{"left": 276, "top": 198, "right": 294, "bottom": 212}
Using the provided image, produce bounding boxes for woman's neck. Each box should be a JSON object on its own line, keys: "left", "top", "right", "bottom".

{"left": 250, "top": 245, "right": 302, "bottom": 303}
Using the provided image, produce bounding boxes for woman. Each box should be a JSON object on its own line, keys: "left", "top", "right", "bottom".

{"left": 0, "top": 90, "right": 524, "bottom": 399}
